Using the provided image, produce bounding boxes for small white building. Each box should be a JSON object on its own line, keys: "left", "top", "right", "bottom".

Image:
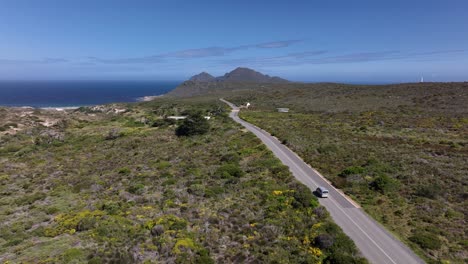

{"left": 277, "top": 108, "right": 289, "bottom": 113}
{"left": 240, "top": 102, "right": 251, "bottom": 109}
{"left": 167, "top": 116, "right": 211, "bottom": 120}
{"left": 167, "top": 116, "right": 187, "bottom": 120}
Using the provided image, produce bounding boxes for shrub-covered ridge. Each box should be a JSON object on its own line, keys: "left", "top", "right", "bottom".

{"left": 0, "top": 99, "right": 365, "bottom": 263}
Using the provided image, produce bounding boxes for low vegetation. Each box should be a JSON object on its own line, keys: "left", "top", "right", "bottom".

{"left": 175, "top": 112, "right": 210, "bottom": 137}
{"left": 219, "top": 82, "right": 468, "bottom": 263}
{"left": 0, "top": 99, "right": 365, "bottom": 263}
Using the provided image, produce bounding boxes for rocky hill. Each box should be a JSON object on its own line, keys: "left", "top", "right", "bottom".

{"left": 189, "top": 72, "right": 215, "bottom": 82}
{"left": 167, "top": 67, "right": 289, "bottom": 97}
{"left": 215, "top": 67, "right": 289, "bottom": 83}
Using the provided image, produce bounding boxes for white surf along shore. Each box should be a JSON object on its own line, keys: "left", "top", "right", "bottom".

{"left": 136, "top": 95, "right": 164, "bottom": 102}
{"left": 39, "top": 106, "right": 80, "bottom": 111}
{"left": 5, "top": 93, "right": 165, "bottom": 112}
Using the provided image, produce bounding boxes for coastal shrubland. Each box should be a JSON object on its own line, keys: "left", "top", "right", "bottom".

{"left": 223, "top": 82, "right": 468, "bottom": 263}
{"left": 175, "top": 112, "right": 210, "bottom": 137}
{"left": 0, "top": 99, "right": 365, "bottom": 263}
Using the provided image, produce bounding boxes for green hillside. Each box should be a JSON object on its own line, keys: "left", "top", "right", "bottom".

{"left": 221, "top": 82, "right": 467, "bottom": 263}
{"left": 0, "top": 99, "right": 365, "bottom": 263}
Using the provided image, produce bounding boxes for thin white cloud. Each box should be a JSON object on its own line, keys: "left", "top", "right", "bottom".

{"left": 218, "top": 50, "right": 465, "bottom": 67}
{"left": 0, "top": 58, "right": 68, "bottom": 65}
{"left": 88, "top": 39, "right": 303, "bottom": 64}
{"left": 256, "top": 40, "right": 303, "bottom": 48}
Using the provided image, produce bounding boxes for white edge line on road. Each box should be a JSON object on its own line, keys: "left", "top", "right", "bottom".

{"left": 249, "top": 123, "right": 399, "bottom": 263}
{"left": 254, "top": 122, "right": 361, "bottom": 208}
{"left": 222, "top": 100, "right": 399, "bottom": 264}
{"left": 231, "top": 103, "right": 360, "bottom": 208}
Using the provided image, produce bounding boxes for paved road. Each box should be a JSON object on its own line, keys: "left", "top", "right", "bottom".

{"left": 221, "top": 99, "right": 424, "bottom": 264}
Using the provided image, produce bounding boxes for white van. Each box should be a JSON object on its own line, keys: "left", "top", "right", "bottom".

{"left": 316, "top": 187, "right": 329, "bottom": 198}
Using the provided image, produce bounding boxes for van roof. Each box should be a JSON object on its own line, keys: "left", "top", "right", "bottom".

{"left": 318, "top": 186, "right": 328, "bottom": 191}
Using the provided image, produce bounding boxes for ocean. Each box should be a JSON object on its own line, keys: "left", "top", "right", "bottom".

{"left": 0, "top": 81, "right": 180, "bottom": 108}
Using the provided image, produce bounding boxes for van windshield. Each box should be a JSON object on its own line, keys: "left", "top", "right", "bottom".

{"left": 323, "top": 190, "right": 329, "bottom": 193}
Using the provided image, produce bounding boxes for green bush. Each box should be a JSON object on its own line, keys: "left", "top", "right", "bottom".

{"left": 324, "top": 223, "right": 359, "bottom": 255}
{"left": 315, "top": 234, "right": 334, "bottom": 249}
{"left": 415, "top": 184, "right": 442, "bottom": 199}
{"left": 45, "top": 206, "right": 60, "bottom": 215}
{"left": 324, "top": 253, "right": 367, "bottom": 264}
{"left": 2, "top": 144, "right": 22, "bottom": 153}
{"left": 94, "top": 216, "right": 136, "bottom": 240}
{"left": 101, "top": 201, "right": 122, "bottom": 215}
{"left": 124, "top": 119, "right": 146, "bottom": 127}
{"left": 317, "top": 144, "right": 338, "bottom": 154}
{"left": 152, "top": 118, "right": 176, "bottom": 127}
{"left": 270, "top": 165, "right": 291, "bottom": 181}
{"left": 204, "top": 186, "right": 224, "bottom": 197}
{"left": 162, "top": 178, "right": 177, "bottom": 186}
{"left": 61, "top": 248, "right": 86, "bottom": 262}
{"left": 128, "top": 183, "right": 145, "bottom": 194}
{"left": 175, "top": 113, "right": 210, "bottom": 137}
{"left": 5, "top": 238, "right": 23, "bottom": 247}
{"left": 146, "top": 215, "right": 188, "bottom": 231}
{"left": 216, "top": 163, "right": 244, "bottom": 178}
{"left": 187, "top": 184, "right": 205, "bottom": 196}
{"left": 332, "top": 177, "right": 348, "bottom": 189}
{"left": 409, "top": 231, "right": 442, "bottom": 250}
{"left": 105, "top": 128, "right": 122, "bottom": 140}
{"left": 220, "top": 152, "right": 240, "bottom": 163}
{"left": 330, "top": 233, "right": 358, "bottom": 255}
{"left": 15, "top": 192, "right": 47, "bottom": 206}
{"left": 370, "top": 174, "right": 398, "bottom": 194}
{"left": 364, "top": 159, "right": 394, "bottom": 175}
{"left": 118, "top": 167, "right": 131, "bottom": 174}
{"left": 291, "top": 183, "right": 318, "bottom": 208}
{"left": 339, "top": 166, "right": 365, "bottom": 177}
{"left": 195, "top": 248, "right": 214, "bottom": 264}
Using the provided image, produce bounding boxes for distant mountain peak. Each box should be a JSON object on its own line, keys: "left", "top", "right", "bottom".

{"left": 168, "top": 67, "right": 290, "bottom": 97}
{"left": 217, "top": 67, "right": 289, "bottom": 83}
{"left": 231, "top": 67, "right": 257, "bottom": 72}
{"left": 189, "top": 72, "right": 215, "bottom": 82}
{"left": 187, "top": 67, "right": 288, "bottom": 84}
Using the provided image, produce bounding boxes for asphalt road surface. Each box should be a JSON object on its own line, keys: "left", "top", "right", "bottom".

{"left": 221, "top": 99, "right": 425, "bottom": 264}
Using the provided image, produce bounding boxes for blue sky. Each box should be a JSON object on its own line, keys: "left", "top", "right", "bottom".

{"left": 0, "top": 0, "right": 467, "bottom": 82}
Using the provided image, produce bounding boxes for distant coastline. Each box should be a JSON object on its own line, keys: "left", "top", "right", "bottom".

{"left": 0, "top": 80, "right": 179, "bottom": 108}
{"left": 2, "top": 94, "right": 165, "bottom": 110}
{"left": 1, "top": 95, "right": 164, "bottom": 111}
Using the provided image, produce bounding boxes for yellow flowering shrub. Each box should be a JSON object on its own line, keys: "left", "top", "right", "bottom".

{"left": 44, "top": 210, "right": 105, "bottom": 237}
{"left": 308, "top": 247, "right": 322, "bottom": 257}
{"left": 172, "top": 238, "right": 198, "bottom": 254}
{"left": 145, "top": 214, "right": 187, "bottom": 231}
